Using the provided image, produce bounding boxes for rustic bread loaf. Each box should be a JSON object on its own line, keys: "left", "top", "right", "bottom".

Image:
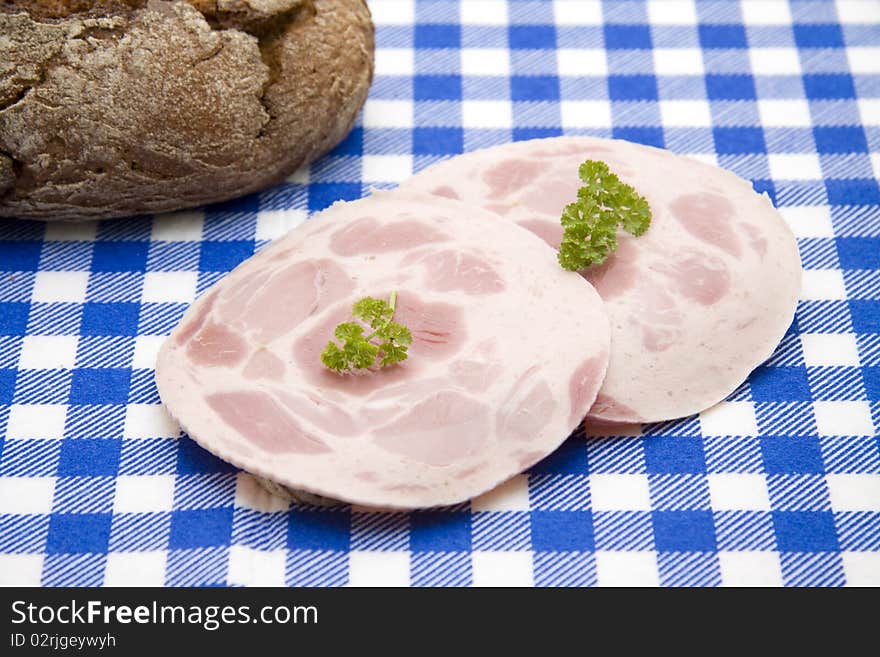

{"left": 0, "top": 0, "right": 374, "bottom": 221}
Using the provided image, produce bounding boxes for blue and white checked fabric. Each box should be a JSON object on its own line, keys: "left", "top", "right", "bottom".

{"left": 1, "top": 0, "right": 879, "bottom": 587}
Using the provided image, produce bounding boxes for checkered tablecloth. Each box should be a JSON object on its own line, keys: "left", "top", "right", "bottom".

{"left": 1, "top": 0, "right": 879, "bottom": 587}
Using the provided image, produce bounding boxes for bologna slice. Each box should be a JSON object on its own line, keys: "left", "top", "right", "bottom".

{"left": 156, "top": 191, "right": 610, "bottom": 509}
{"left": 399, "top": 137, "right": 802, "bottom": 424}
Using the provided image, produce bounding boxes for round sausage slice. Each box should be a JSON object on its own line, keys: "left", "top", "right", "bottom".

{"left": 156, "top": 190, "right": 610, "bottom": 509}
{"left": 399, "top": 137, "right": 802, "bottom": 424}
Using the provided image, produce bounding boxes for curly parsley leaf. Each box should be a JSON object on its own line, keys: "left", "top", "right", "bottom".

{"left": 321, "top": 292, "right": 412, "bottom": 374}
{"left": 557, "top": 159, "right": 652, "bottom": 271}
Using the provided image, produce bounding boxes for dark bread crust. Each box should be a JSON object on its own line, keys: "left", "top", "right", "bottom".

{"left": 0, "top": 0, "right": 374, "bottom": 220}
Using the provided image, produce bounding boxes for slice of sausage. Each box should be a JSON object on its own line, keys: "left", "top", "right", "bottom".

{"left": 399, "top": 137, "right": 802, "bottom": 424}
{"left": 156, "top": 190, "right": 610, "bottom": 509}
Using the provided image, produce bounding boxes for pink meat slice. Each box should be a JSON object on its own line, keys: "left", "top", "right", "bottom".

{"left": 398, "top": 137, "right": 802, "bottom": 424}
{"left": 156, "top": 191, "right": 610, "bottom": 509}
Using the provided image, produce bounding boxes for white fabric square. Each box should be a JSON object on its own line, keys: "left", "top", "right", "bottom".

{"left": 374, "top": 48, "right": 415, "bottom": 76}
{"left": 132, "top": 335, "right": 166, "bottom": 369}
{"left": 362, "top": 155, "right": 413, "bottom": 183}
{"left": 348, "top": 551, "right": 410, "bottom": 587}
{"left": 462, "top": 100, "right": 512, "bottom": 129}
{"left": 151, "top": 210, "right": 204, "bottom": 241}
{"left": 842, "top": 552, "right": 880, "bottom": 586}
{"left": 858, "top": 99, "right": 880, "bottom": 126}
{"left": 32, "top": 270, "right": 89, "bottom": 303}
{"left": 556, "top": 49, "right": 606, "bottom": 77}
{"left": 104, "top": 551, "right": 167, "bottom": 587}
{"left": 848, "top": 47, "right": 880, "bottom": 74}
{"left": 768, "top": 153, "right": 822, "bottom": 181}
{"left": 228, "top": 546, "right": 287, "bottom": 587}
{"left": 700, "top": 401, "right": 759, "bottom": 437}
{"left": 472, "top": 475, "right": 530, "bottom": 512}
{"left": 19, "top": 335, "right": 78, "bottom": 370}
{"left": 0, "top": 553, "right": 44, "bottom": 586}
{"left": 653, "top": 48, "right": 704, "bottom": 76}
{"left": 758, "top": 99, "right": 812, "bottom": 127}
{"left": 647, "top": 0, "right": 697, "bottom": 25}
{"left": 7, "top": 404, "right": 67, "bottom": 439}
{"left": 708, "top": 474, "right": 771, "bottom": 511}
{"left": 44, "top": 222, "right": 98, "bottom": 242}
{"left": 719, "top": 552, "right": 783, "bottom": 587}
{"left": 686, "top": 153, "right": 719, "bottom": 168}
{"left": 368, "top": 0, "right": 414, "bottom": 25}
{"left": 660, "top": 100, "right": 712, "bottom": 127}
{"left": 778, "top": 206, "right": 834, "bottom": 238}
{"left": 590, "top": 474, "right": 652, "bottom": 511}
{"left": 113, "top": 475, "right": 176, "bottom": 513}
{"left": 826, "top": 475, "right": 880, "bottom": 511}
{"left": 837, "top": 2, "right": 880, "bottom": 24}
{"left": 801, "top": 333, "right": 861, "bottom": 367}
{"left": 553, "top": 0, "right": 602, "bottom": 25}
{"left": 749, "top": 48, "right": 801, "bottom": 76}
{"left": 255, "top": 210, "right": 308, "bottom": 242}
{"left": 142, "top": 271, "right": 198, "bottom": 304}
{"left": 595, "top": 551, "right": 659, "bottom": 587}
{"left": 234, "top": 473, "right": 290, "bottom": 513}
{"left": 740, "top": 0, "right": 791, "bottom": 24}
{"left": 362, "top": 99, "right": 414, "bottom": 128}
{"left": 461, "top": 48, "right": 510, "bottom": 76}
{"left": 123, "top": 404, "right": 180, "bottom": 439}
{"left": 286, "top": 165, "right": 310, "bottom": 184}
{"left": 472, "top": 551, "right": 533, "bottom": 587}
{"left": 560, "top": 100, "right": 612, "bottom": 128}
{"left": 0, "top": 476, "right": 56, "bottom": 513}
{"left": 813, "top": 401, "right": 875, "bottom": 437}
{"left": 872, "top": 153, "right": 880, "bottom": 181}
{"left": 461, "top": 0, "right": 508, "bottom": 25}
{"left": 800, "top": 269, "right": 847, "bottom": 301}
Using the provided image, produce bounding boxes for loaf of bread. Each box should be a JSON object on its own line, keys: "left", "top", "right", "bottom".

{"left": 0, "top": 0, "right": 374, "bottom": 221}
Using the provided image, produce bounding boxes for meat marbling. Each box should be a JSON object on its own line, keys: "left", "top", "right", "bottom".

{"left": 156, "top": 191, "right": 610, "bottom": 509}
{"left": 398, "top": 137, "right": 802, "bottom": 424}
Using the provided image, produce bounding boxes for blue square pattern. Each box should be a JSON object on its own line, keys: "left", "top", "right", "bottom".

{"left": 749, "top": 365, "right": 813, "bottom": 402}
{"left": 793, "top": 24, "right": 845, "bottom": 49}
{"left": 761, "top": 437, "right": 825, "bottom": 474}
{"left": 0, "top": 241, "right": 42, "bottom": 271}
{"left": 411, "top": 512, "right": 471, "bottom": 552}
{"left": 170, "top": 508, "right": 234, "bottom": 550}
{"left": 814, "top": 126, "right": 868, "bottom": 154}
{"left": 69, "top": 369, "right": 131, "bottom": 405}
{"left": 0, "top": 0, "right": 878, "bottom": 588}
{"left": 604, "top": 24, "right": 652, "bottom": 50}
{"left": 0, "top": 303, "right": 29, "bottom": 335}
{"left": 58, "top": 439, "right": 122, "bottom": 477}
{"left": 80, "top": 303, "right": 140, "bottom": 336}
{"left": 714, "top": 126, "right": 766, "bottom": 154}
{"left": 644, "top": 437, "right": 707, "bottom": 474}
{"left": 699, "top": 24, "right": 748, "bottom": 49}
{"left": 509, "top": 25, "right": 556, "bottom": 50}
{"left": 90, "top": 242, "right": 149, "bottom": 272}
{"left": 609, "top": 74, "right": 658, "bottom": 100}
{"left": 706, "top": 74, "right": 757, "bottom": 100}
{"left": 652, "top": 511, "right": 718, "bottom": 552}
{"left": 511, "top": 75, "right": 560, "bottom": 101}
{"left": 415, "top": 24, "right": 460, "bottom": 49}
{"left": 804, "top": 74, "right": 856, "bottom": 100}
{"left": 531, "top": 511, "right": 595, "bottom": 551}
{"left": 46, "top": 513, "right": 112, "bottom": 554}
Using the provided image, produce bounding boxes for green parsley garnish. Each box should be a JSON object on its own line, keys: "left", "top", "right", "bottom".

{"left": 557, "top": 159, "right": 652, "bottom": 271}
{"left": 321, "top": 292, "right": 412, "bottom": 374}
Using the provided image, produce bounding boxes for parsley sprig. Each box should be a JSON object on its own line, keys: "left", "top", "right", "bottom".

{"left": 321, "top": 292, "right": 412, "bottom": 374}
{"left": 557, "top": 159, "right": 652, "bottom": 271}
